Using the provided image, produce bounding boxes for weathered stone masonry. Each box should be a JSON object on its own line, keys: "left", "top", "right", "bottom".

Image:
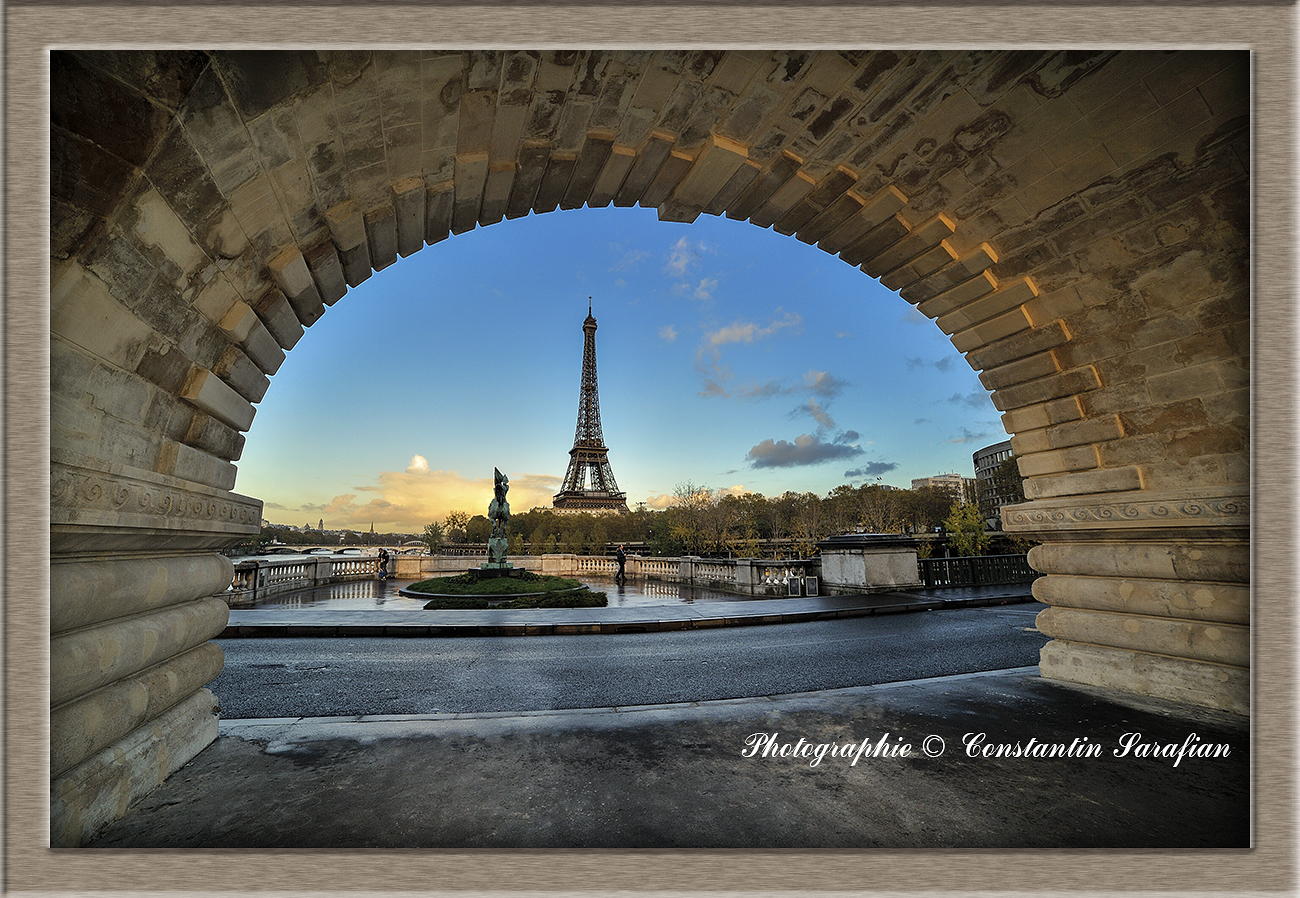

{"left": 50, "top": 50, "right": 1248, "bottom": 844}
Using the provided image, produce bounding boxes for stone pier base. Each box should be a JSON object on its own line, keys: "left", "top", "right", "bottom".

{"left": 1006, "top": 489, "right": 1249, "bottom": 714}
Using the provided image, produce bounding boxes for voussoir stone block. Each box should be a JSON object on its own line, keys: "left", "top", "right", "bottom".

{"left": 1016, "top": 444, "right": 1100, "bottom": 477}
{"left": 251, "top": 289, "right": 304, "bottom": 351}
{"left": 213, "top": 344, "right": 270, "bottom": 403}
{"left": 181, "top": 367, "right": 256, "bottom": 432}
{"left": 304, "top": 242, "right": 348, "bottom": 305}
{"left": 1022, "top": 464, "right": 1143, "bottom": 500}
{"left": 1032, "top": 573, "right": 1248, "bottom": 625}
{"left": 267, "top": 245, "right": 324, "bottom": 326}
{"left": 158, "top": 439, "right": 237, "bottom": 491}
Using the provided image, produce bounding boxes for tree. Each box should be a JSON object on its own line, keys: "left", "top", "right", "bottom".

{"left": 528, "top": 516, "right": 555, "bottom": 555}
{"left": 587, "top": 520, "right": 609, "bottom": 556}
{"left": 902, "top": 486, "right": 953, "bottom": 534}
{"left": 722, "top": 492, "right": 767, "bottom": 557}
{"left": 465, "top": 514, "right": 491, "bottom": 545}
{"left": 823, "top": 484, "right": 860, "bottom": 534}
{"left": 943, "top": 502, "right": 991, "bottom": 556}
{"left": 858, "top": 484, "right": 906, "bottom": 534}
{"left": 666, "top": 481, "right": 712, "bottom": 556}
{"left": 421, "top": 521, "right": 446, "bottom": 555}
{"left": 444, "top": 510, "right": 470, "bottom": 543}
{"left": 788, "top": 491, "right": 826, "bottom": 557}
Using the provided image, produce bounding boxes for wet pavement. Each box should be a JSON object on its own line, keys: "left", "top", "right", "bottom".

{"left": 242, "top": 572, "right": 883, "bottom": 610}
{"left": 87, "top": 666, "right": 1249, "bottom": 850}
{"left": 79, "top": 576, "right": 1253, "bottom": 863}
{"left": 222, "top": 577, "right": 1038, "bottom": 637}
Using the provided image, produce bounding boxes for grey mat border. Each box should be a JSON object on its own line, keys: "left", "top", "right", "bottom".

{"left": 9, "top": 5, "right": 1293, "bottom": 895}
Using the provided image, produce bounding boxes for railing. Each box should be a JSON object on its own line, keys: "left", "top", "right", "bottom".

{"left": 918, "top": 553, "right": 1039, "bottom": 588}
{"left": 574, "top": 556, "right": 617, "bottom": 576}
{"left": 636, "top": 558, "right": 679, "bottom": 579}
{"left": 694, "top": 561, "right": 737, "bottom": 584}
{"left": 223, "top": 555, "right": 381, "bottom": 607}
{"left": 222, "top": 550, "right": 1038, "bottom": 606}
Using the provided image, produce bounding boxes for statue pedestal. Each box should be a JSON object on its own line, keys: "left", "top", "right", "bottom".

{"left": 469, "top": 563, "right": 524, "bottom": 579}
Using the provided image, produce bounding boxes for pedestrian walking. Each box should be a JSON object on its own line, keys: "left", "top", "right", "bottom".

{"left": 377, "top": 547, "right": 390, "bottom": 580}
{"left": 615, "top": 544, "right": 626, "bottom": 584}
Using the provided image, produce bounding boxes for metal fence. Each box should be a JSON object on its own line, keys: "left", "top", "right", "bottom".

{"left": 917, "top": 553, "right": 1039, "bottom": 588}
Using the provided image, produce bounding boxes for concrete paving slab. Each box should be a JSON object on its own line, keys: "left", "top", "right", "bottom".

{"left": 87, "top": 667, "right": 1247, "bottom": 850}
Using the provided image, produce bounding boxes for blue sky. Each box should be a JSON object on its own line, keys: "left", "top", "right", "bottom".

{"left": 236, "top": 206, "right": 1006, "bottom": 531}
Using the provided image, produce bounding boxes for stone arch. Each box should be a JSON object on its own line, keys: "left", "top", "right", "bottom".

{"left": 49, "top": 49, "right": 1249, "bottom": 844}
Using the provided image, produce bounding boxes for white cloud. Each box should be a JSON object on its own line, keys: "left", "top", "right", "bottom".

{"left": 610, "top": 248, "right": 651, "bottom": 272}
{"left": 659, "top": 324, "right": 678, "bottom": 342}
{"left": 694, "top": 277, "right": 718, "bottom": 301}
{"left": 664, "top": 235, "right": 716, "bottom": 277}
{"left": 666, "top": 235, "right": 696, "bottom": 276}
{"left": 704, "top": 311, "right": 802, "bottom": 349}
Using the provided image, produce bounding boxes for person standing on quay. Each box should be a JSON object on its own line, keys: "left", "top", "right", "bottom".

{"left": 377, "top": 547, "right": 390, "bottom": 580}
{"left": 616, "top": 544, "right": 626, "bottom": 585}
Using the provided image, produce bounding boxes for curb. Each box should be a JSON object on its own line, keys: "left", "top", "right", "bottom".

{"left": 218, "top": 593, "right": 1035, "bottom": 638}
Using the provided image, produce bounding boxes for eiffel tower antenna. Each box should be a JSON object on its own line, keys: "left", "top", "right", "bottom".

{"left": 553, "top": 299, "right": 629, "bottom": 513}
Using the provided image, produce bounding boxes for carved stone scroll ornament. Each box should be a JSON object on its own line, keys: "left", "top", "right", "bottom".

{"left": 1003, "top": 488, "right": 1249, "bottom": 534}
{"left": 51, "top": 457, "right": 261, "bottom": 555}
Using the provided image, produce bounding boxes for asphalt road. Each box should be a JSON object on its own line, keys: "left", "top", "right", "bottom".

{"left": 211, "top": 603, "right": 1048, "bottom": 718}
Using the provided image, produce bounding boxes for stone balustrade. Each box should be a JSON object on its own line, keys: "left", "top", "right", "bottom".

{"left": 225, "top": 555, "right": 383, "bottom": 606}
{"left": 222, "top": 552, "right": 832, "bottom": 600}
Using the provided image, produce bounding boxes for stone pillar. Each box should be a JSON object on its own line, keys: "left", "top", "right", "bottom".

{"left": 817, "top": 534, "right": 922, "bottom": 594}
{"left": 50, "top": 449, "right": 260, "bottom": 846}
{"left": 1004, "top": 488, "right": 1248, "bottom": 713}
{"left": 678, "top": 556, "right": 700, "bottom": 585}
{"left": 539, "top": 553, "right": 567, "bottom": 576}
{"left": 733, "top": 559, "right": 759, "bottom": 596}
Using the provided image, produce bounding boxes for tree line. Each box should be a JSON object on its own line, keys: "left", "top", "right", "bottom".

{"left": 244, "top": 458, "right": 1029, "bottom": 560}
{"left": 420, "top": 471, "right": 1027, "bottom": 560}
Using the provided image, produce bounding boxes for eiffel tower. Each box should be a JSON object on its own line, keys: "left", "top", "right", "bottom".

{"left": 553, "top": 299, "right": 629, "bottom": 513}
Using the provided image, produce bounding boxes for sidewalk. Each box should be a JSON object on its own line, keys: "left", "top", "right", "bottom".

{"left": 221, "top": 582, "right": 1036, "bottom": 637}
{"left": 86, "top": 665, "right": 1248, "bottom": 850}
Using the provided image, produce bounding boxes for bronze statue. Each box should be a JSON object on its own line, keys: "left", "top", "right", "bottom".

{"left": 487, "top": 467, "right": 510, "bottom": 564}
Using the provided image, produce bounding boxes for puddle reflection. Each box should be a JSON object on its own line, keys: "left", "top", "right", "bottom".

{"left": 249, "top": 575, "right": 759, "bottom": 611}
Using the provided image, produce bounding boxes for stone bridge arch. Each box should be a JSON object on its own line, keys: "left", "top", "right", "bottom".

{"left": 49, "top": 49, "right": 1249, "bottom": 844}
